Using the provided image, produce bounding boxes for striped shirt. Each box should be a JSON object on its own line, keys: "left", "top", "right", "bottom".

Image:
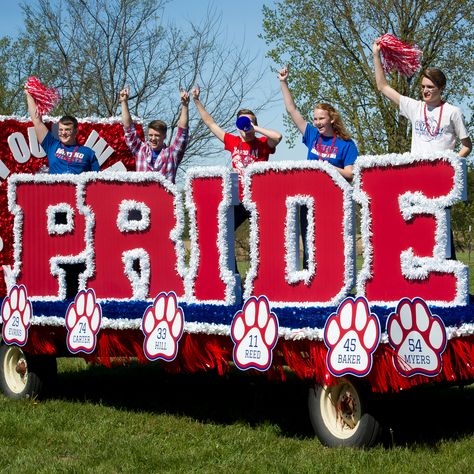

{"left": 124, "top": 124, "right": 189, "bottom": 183}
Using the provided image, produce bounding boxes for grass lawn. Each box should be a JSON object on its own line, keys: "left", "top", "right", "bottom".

{"left": 1, "top": 360, "right": 474, "bottom": 473}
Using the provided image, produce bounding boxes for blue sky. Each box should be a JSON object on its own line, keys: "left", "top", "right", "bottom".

{"left": 0, "top": 0, "right": 307, "bottom": 162}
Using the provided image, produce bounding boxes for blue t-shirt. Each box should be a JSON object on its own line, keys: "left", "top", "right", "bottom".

{"left": 41, "top": 131, "right": 100, "bottom": 174}
{"left": 302, "top": 123, "right": 358, "bottom": 169}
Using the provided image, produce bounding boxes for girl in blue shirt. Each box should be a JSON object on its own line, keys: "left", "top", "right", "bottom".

{"left": 278, "top": 65, "right": 358, "bottom": 180}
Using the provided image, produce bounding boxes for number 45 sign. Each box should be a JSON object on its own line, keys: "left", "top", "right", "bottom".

{"left": 324, "top": 296, "right": 381, "bottom": 377}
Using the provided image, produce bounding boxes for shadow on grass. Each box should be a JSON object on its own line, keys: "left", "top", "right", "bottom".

{"left": 371, "top": 382, "right": 474, "bottom": 445}
{"left": 51, "top": 360, "right": 474, "bottom": 446}
{"left": 53, "top": 361, "right": 313, "bottom": 438}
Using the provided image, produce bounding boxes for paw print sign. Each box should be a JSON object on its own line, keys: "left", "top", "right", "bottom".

{"left": 387, "top": 297, "right": 447, "bottom": 377}
{"left": 231, "top": 296, "right": 279, "bottom": 372}
{"left": 324, "top": 296, "right": 381, "bottom": 377}
{"left": 141, "top": 291, "right": 184, "bottom": 362}
{"left": 66, "top": 289, "right": 102, "bottom": 354}
{"left": 1, "top": 285, "right": 32, "bottom": 346}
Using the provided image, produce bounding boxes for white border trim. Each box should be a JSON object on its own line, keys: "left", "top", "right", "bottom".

{"left": 284, "top": 195, "right": 316, "bottom": 285}
{"left": 47, "top": 203, "right": 75, "bottom": 235}
{"left": 116, "top": 200, "right": 151, "bottom": 232}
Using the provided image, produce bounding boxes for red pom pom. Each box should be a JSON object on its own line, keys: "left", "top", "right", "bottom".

{"left": 26, "top": 76, "right": 61, "bottom": 116}
{"left": 377, "top": 34, "right": 422, "bottom": 78}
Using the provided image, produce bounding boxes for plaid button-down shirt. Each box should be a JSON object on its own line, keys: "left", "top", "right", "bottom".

{"left": 124, "top": 124, "right": 189, "bottom": 183}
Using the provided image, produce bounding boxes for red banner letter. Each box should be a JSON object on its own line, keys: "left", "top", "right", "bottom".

{"left": 82, "top": 175, "right": 184, "bottom": 299}
{"left": 10, "top": 177, "right": 85, "bottom": 298}
{"left": 185, "top": 169, "right": 240, "bottom": 304}
{"left": 244, "top": 163, "right": 354, "bottom": 305}
{"left": 354, "top": 155, "right": 467, "bottom": 305}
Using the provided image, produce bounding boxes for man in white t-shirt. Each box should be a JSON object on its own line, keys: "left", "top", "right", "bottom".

{"left": 372, "top": 40, "right": 472, "bottom": 157}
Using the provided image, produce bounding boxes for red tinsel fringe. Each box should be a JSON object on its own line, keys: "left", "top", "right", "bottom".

{"left": 377, "top": 33, "right": 422, "bottom": 77}
{"left": 23, "top": 326, "right": 474, "bottom": 393}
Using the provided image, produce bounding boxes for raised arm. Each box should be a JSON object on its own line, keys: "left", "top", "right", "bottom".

{"left": 192, "top": 86, "right": 225, "bottom": 143}
{"left": 177, "top": 88, "right": 189, "bottom": 129}
{"left": 253, "top": 124, "right": 282, "bottom": 148}
{"left": 278, "top": 66, "right": 307, "bottom": 134}
{"left": 25, "top": 87, "right": 48, "bottom": 143}
{"left": 119, "top": 87, "right": 133, "bottom": 129}
{"left": 372, "top": 41, "right": 401, "bottom": 106}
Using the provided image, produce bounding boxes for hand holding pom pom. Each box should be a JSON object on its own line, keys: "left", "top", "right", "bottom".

{"left": 376, "top": 34, "right": 422, "bottom": 78}
{"left": 26, "top": 76, "right": 61, "bottom": 116}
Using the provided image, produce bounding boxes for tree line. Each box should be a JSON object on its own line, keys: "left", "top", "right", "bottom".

{"left": 1, "top": 0, "right": 473, "bottom": 244}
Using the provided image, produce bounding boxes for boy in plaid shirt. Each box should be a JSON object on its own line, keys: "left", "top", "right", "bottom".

{"left": 120, "top": 87, "right": 189, "bottom": 183}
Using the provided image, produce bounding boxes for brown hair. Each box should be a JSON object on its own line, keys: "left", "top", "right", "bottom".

{"left": 237, "top": 108, "right": 258, "bottom": 126}
{"left": 148, "top": 120, "right": 167, "bottom": 135}
{"left": 59, "top": 115, "right": 78, "bottom": 130}
{"left": 421, "top": 68, "right": 447, "bottom": 90}
{"left": 314, "top": 103, "right": 351, "bottom": 140}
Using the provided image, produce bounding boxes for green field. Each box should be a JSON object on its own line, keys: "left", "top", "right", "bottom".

{"left": 1, "top": 359, "right": 474, "bottom": 473}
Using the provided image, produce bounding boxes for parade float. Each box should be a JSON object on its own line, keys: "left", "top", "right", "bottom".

{"left": 1, "top": 114, "right": 473, "bottom": 448}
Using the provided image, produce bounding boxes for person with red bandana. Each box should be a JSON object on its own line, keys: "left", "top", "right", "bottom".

{"left": 372, "top": 40, "right": 472, "bottom": 157}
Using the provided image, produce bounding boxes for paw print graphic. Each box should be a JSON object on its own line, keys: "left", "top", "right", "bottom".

{"left": 141, "top": 292, "right": 184, "bottom": 361}
{"left": 231, "top": 296, "right": 279, "bottom": 371}
{"left": 66, "top": 289, "right": 102, "bottom": 354}
{"left": 1, "top": 285, "right": 32, "bottom": 346}
{"left": 324, "top": 296, "right": 380, "bottom": 377}
{"left": 387, "top": 297, "right": 447, "bottom": 377}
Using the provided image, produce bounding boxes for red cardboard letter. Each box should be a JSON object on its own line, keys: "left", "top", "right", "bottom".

{"left": 355, "top": 156, "right": 467, "bottom": 304}
{"left": 11, "top": 178, "right": 86, "bottom": 297}
{"left": 244, "top": 163, "right": 354, "bottom": 305}
{"left": 83, "top": 177, "right": 184, "bottom": 299}
{"left": 185, "top": 171, "right": 239, "bottom": 303}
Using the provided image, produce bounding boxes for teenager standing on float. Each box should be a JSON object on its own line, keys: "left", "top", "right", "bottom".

{"left": 278, "top": 65, "right": 358, "bottom": 267}
{"left": 25, "top": 88, "right": 100, "bottom": 174}
{"left": 119, "top": 87, "right": 189, "bottom": 183}
{"left": 373, "top": 40, "right": 472, "bottom": 259}
{"left": 278, "top": 65, "right": 358, "bottom": 180}
{"left": 372, "top": 40, "right": 472, "bottom": 157}
{"left": 192, "top": 85, "right": 282, "bottom": 230}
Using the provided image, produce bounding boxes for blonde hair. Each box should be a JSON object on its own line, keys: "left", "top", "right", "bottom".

{"left": 314, "top": 103, "right": 351, "bottom": 141}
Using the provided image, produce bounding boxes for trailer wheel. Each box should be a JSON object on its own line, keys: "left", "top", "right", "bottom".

{"left": 308, "top": 378, "right": 381, "bottom": 448}
{"left": 0, "top": 344, "right": 54, "bottom": 399}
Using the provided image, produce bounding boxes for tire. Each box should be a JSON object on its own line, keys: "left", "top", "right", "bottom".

{"left": 308, "top": 378, "right": 382, "bottom": 448}
{"left": 0, "top": 344, "right": 56, "bottom": 400}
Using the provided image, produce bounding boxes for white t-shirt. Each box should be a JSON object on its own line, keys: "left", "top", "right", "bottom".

{"left": 399, "top": 96, "right": 469, "bottom": 154}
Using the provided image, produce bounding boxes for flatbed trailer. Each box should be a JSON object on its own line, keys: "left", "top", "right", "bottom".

{"left": 1, "top": 115, "right": 473, "bottom": 447}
